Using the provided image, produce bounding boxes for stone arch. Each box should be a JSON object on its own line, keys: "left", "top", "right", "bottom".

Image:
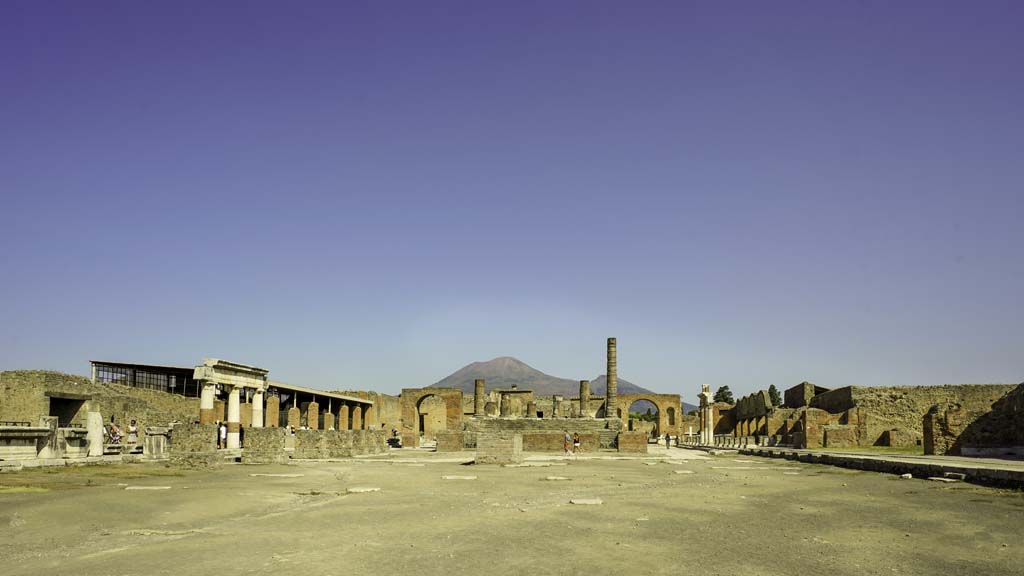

{"left": 626, "top": 398, "right": 660, "bottom": 436}
{"left": 400, "top": 387, "right": 463, "bottom": 448}
{"left": 616, "top": 393, "right": 683, "bottom": 438}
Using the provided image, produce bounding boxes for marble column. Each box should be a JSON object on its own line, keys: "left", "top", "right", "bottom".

{"left": 226, "top": 386, "right": 241, "bottom": 449}
{"left": 251, "top": 389, "right": 264, "bottom": 428}
{"left": 199, "top": 383, "right": 216, "bottom": 424}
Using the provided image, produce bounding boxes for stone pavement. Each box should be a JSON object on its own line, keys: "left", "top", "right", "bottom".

{"left": 732, "top": 445, "right": 1024, "bottom": 487}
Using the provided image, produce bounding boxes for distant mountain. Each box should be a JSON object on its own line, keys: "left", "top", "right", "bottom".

{"left": 433, "top": 356, "right": 657, "bottom": 398}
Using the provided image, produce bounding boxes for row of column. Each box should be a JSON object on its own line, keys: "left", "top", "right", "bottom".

{"left": 198, "top": 383, "right": 372, "bottom": 448}
{"left": 470, "top": 378, "right": 598, "bottom": 419}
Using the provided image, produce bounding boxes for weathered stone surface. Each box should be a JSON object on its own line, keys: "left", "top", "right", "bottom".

{"left": 435, "top": 431, "right": 465, "bottom": 452}
{"left": 617, "top": 432, "right": 648, "bottom": 453}
{"left": 476, "top": 433, "right": 523, "bottom": 465}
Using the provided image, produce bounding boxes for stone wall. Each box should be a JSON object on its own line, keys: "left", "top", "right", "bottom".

{"left": 823, "top": 425, "right": 858, "bottom": 448}
{"left": 521, "top": 431, "right": 600, "bottom": 452}
{"left": 465, "top": 417, "right": 623, "bottom": 449}
{"left": 0, "top": 370, "right": 200, "bottom": 431}
{"left": 435, "top": 431, "right": 464, "bottom": 452}
{"left": 617, "top": 432, "right": 648, "bottom": 453}
{"left": 169, "top": 423, "right": 218, "bottom": 454}
{"left": 923, "top": 383, "right": 1024, "bottom": 456}
{"left": 291, "top": 429, "right": 387, "bottom": 459}
{"left": 241, "top": 427, "right": 289, "bottom": 464}
{"left": 476, "top": 433, "right": 523, "bottom": 465}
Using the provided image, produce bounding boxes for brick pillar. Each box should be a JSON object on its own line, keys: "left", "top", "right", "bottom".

{"left": 226, "top": 386, "right": 241, "bottom": 449}
{"left": 352, "top": 405, "right": 363, "bottom": 430}
{"left": 474, "top": 379, "right": 486, "bottom": 416}
{"left": 499, "top": 393, "right": 511, "bottom": 417}
{"left": 606, "top": 337, "right": 618, "bottom": 419}
{"left": 306, "top": 401, "right": 319, "bottom": 430}
{"left": 287, "top": 406, "right": 301, "bottom": 430}
{"left": 339, "top": 404, "right": 350, "bottom": 430}
{"left": 265, "top": 395, "right": 280, "bottom": 428}
{"left": 578, "top": 380, "right": 590, "bottom": 418}
{"left": 199, "top": 383, "right": 216, "bottom": 424}
{"left": 526, "top": 401, "right": 537, "bottom": 418}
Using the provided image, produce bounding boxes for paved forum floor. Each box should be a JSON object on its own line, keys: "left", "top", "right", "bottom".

{"left": 1, "top": 447, "right": 1022, "bottom": 576}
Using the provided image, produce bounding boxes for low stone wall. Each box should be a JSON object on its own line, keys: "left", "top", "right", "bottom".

{"left": 881, "top": 428, "right": 918, "bottom": 447}
{"left": 170, "top": 423, "right": 217, "bottom": 453}
{"left": 617, "top": 432, "right": 648, "bottom": 453}
{"left": 476, "top": 433, "right": 523, "bottom": 465}
{"left": 292, "top": 429, "right": 387, "bottom": 459}
{"left": 435, "top": 431, "right": 464, "bottom": 452}
{"left": 521, "top": 432, "right": 600, "bottom": 452}
{"left": 242, "top": 427, "right": 289, "bottom": 464}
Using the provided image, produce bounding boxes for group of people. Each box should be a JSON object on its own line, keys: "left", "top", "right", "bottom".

{"left": 563, "top": 431, "right": 581, "bottom": 455}
{"left": 103, "top": 417, "right": 139, "bottom": 445}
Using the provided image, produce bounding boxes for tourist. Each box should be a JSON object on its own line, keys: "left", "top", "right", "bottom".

{"left": 127, "top": 419, "right": 139, "bottom": 445}
{"left": 665, "top": 432, "right": 671, "bottom": 450}
{"left": 218, "top": 421, "right": 227, "bottom": 449}
{"left": 109, "top": 421, "right": 122, "bottom": 444}
{"left": 563, "top": 431, "right": 571, "bottom": 455}
{"left": 573, "top": 432, "right": 580, "bottom": 453}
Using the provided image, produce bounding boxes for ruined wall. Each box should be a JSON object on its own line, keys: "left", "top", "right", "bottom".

{"left": 435, "top": 431, "right": 465, "bottom": 452}
{"left": 332, "top": 391, "right": 401, "bottom": 432}
{"left": 521, "top": 432, "right": 600, "bottom": 452}
{"left": 617, "top": 432, "right": 648, "bottom": 453}
{"left": 476, "top": 433, "right": 523, "bottom": 465}
{"left": 169, "top": 423, "right": 218, "bottom": 453}
{"left": 924, "top": 383, "right": 1024, "bottom": 456}
{"left": 292, "top": 429, "right": 387, "bottom": 458}
{"left": 241, "top": 427, "right": 289, "bottom": 464}
{"left": 0, "top": 370, "right": 200, "bottom": 430}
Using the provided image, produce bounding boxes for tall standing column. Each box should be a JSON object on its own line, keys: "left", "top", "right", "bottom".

{"left": 339, "top": 404, "right": 350, "bottom": 430}
{"left": 199, "top": 383, "right": 216, "bottom": 424}
{"left": 578, "top": 380, "right": 590, "bottom": 418}
{"left": 226, "top": 386, "right": 241, "bottom": 449}
{"left": 606, "top": 337, "right": 618, "bottom": 419}
{"left": 251, "top": 389, "right": 264, "bottom": 428}
{"left": 474, "top": 379, "right": 486, "bottom": 416}
{"left": 352, "top": 404, "right": 363, "bottom": 430}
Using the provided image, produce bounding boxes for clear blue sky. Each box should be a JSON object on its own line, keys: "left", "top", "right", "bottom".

{"left": 2, "top": 1, "right": 1022, "bottom": 398}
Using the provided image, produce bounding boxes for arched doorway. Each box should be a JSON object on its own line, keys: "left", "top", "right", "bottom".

{"left": 416, "top": 394, "right": 446, "bottom": 441}
{"left": 628, "top": 399, "right": 660, "bottom": 439}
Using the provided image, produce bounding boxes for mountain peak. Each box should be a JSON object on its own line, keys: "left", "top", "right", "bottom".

{"left": 433, "top": 357, "right": 655, "bottom": 397}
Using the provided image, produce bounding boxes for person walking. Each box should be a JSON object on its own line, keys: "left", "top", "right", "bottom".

{"left": 665, "top": 432, "right": 671, "bottom": 450}
{"left": 563, "top": 431, "right": 571, "bottom": 456}
{"left": 218, "top": 421, "right": 227, "bottom": 449}
{"left": 572, "top": 432, "right": 581, "bottom": 454}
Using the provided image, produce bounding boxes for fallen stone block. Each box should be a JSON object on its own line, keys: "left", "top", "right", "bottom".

{"left": 544, "top": 476, "right": 571, "bottom": 481}
{"left": 346, "top": 486, "right": 381, "bottom": 493}
{"left": 673, "top": 470, "right": 694, "bottom": 475}
{"left": 442, "top": 475, "right": 477, "bottom": 480}
{"left": 928, "top": 477, "right": 959, "bottom": 483}
{"left": 249, "top": 473, "right": 304, "bottom": 478}
{"left": 124, "top": 486, "right": 172, "bottom": 491}
{"left": 570, "top": 498, "right": 603, "bottom": 505}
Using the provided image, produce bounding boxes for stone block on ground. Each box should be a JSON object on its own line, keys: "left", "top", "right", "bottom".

{"left": 475, "top": 433, "right": 523, "bottom": 465}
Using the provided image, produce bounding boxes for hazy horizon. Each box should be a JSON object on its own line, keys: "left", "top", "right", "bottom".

{"left": 2, "top": 2, "right": 1022, "bottom": 398}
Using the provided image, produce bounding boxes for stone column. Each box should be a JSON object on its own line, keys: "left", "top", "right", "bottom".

{"left": 339, "top": 404, "right": 350, "bottom": 430}
{"left": 287, "top": 406, "right": 301, "bottom": 430}
{"left": 499, "top": 393, "right": 511, "bottom": 417}
{"left": 265, "top": 395, "right": 280, "bottom": 428}
{"left": 526, "top": 401, "right": 537, "bottom": 418}
{"left": 553, "top": 395, "right": 564, "bottom": 418}
{"left": 226, "top": 386, "right": 241, "bottom": 449}
{"left": 251, "top": 389, "right": 264, "bottom": 428}
{"left": 199, "top": 383, "right": 216, "bottom": 424}
{"left": 352, "top": 405, "right": 363, "bottom": 430}
{"left": 307, "top": 401, "right": 320, "bottom": 430}
{"left": 606, "top": 337, "right": 618, "bottom": 419}
{"left": 578, "top": 380, "right": 590, "bottom": 418}
{"left": 474, "top": 379, "right": 486, "bottom": 416}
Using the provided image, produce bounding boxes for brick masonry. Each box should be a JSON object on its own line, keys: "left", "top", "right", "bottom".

{"left": 476, "top": 433, "right": 523, "bottom": 464}
{"left": 617, "top": 431, "right": 648, "bottom": 453}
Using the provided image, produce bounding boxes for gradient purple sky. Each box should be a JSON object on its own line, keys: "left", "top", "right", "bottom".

{"left": 2, "top": 2, "right": 1021, "bottom": 397}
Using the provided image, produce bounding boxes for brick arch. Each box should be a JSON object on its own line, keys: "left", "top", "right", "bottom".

{"left": 399, "top": 387, "right": 463, "bottom": 448}
{"left": 617, "top": 393, "right": 683, "bottom": 437}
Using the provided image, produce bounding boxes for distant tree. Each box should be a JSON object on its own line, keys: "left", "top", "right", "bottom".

{"left": 768, "top": 384, "right": 781, "bottom": 407}
{"left": 713, "top": 385, "right": 734, "bottom": 404}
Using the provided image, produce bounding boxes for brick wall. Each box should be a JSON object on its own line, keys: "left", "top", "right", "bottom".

{"left": 241, "top": 427, "right": 289, "bottom": 464}
{"left": 617, "top": 432, "right": 648, "bottom": 453}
